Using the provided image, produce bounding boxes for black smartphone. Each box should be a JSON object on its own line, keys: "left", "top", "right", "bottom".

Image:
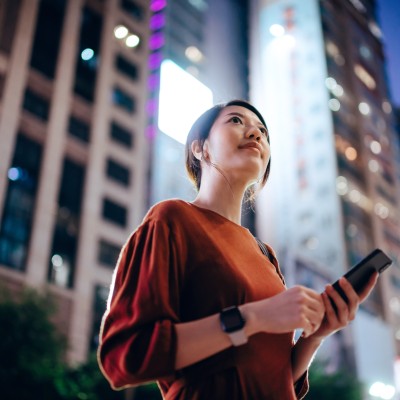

{"left": 332, "top": 248, "right": 392, "bottom": 302}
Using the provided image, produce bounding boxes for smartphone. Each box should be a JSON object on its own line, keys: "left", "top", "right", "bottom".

{"left": 332, "top": 248, "right": 392, "bottom": 302}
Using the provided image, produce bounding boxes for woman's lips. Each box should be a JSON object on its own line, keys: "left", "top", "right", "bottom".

{"left": 239, "top": 142, "right": 262, "bottom": 153}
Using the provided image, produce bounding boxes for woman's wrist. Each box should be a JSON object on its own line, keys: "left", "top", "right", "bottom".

{"left": 298, "top": 333, "right": 324, "bottom": 347}
{"left": 240, "top": 301, "right": 265, "bottom": 338}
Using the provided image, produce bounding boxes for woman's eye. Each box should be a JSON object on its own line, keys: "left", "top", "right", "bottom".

{"left": 261, "top": 129, "right": 270, "bottom": 142}
{"left": 230, "top": 116, "right": 242, "bottom": 124}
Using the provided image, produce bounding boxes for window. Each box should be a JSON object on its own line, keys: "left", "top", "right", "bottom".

{"left": 48, "top": 159, "right": 85, "bottom": 288}
{"left": 116, "top": 55, "right": 139, "bottom": 81}
{"left": 112, "top": 86, "right": 135, "bottom": 113}
{"left": 375, "top": 185, "right": 396, "bottom": 206}
{"left": 102, "top": 198, "right": 127, "bottom": 227}
{"left": 30, "top": 0, "right": 67, "bottom": 78}
{"left": 120, "top": 0, "right": 144, "bottom": 21}
{"left": 89, "top": 285, "right": 109, "bottom": 352}
{"left": 354, "top": 64, "right": 376, "bottom": 90}
{"left": 98, "top": 239, "right": 121, "bottom": 267}
{"left": 0, "top": 0, "right": 21, "bottom": 54}
{"left": 0, "top": 135, "right": 42, "bottom": 270}
{"left": 106, "top": 158, "right": 131, "bottom": 186}
{"left": 23, "top": 89, "right": 49, "bottom": 121}
{"left": 74, "top": 7, "right": 103, "bottom": 102}
{"left": 68, "top": 116, "right": 90, "bottom": 143}
{"left": 0, "top": 74, "right": 4, "bottom": 101}
{"left": 337, "top": 155, "right": 366, "bottom": 188}
{"left": 391, "top": 275, "right": 400, "bottom": 291}
{"left": 110, "top": 121, "right": 133, "bottom": 148}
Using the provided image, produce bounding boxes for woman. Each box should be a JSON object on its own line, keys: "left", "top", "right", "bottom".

{"left": 98, "top": 100, "right": 377, "bottom": 399}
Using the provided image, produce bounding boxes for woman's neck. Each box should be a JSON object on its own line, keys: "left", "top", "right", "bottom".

{"left": 192, "top": 177, "right": 246, "bottom": 225}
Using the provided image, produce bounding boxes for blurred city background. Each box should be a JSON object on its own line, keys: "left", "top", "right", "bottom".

{"left": 0, "top": 0, "right": 399, "bottom": 399}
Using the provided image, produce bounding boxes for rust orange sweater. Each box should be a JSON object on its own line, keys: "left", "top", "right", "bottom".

{"left": 98, "top": 199, "right": 308, "bottom": 399}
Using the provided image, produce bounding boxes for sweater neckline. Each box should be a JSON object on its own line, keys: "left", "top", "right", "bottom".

{"left": 182, "top": 200, "right": 251, "bottom": 233}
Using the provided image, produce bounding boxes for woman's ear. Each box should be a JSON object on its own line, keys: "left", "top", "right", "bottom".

{"left": 191, "top": 140, "right": 203, "bottom": 161}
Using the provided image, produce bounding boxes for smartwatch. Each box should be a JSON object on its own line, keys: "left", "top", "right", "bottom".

{"left": 219, "top": 305, "right": 248, "bottom": 346}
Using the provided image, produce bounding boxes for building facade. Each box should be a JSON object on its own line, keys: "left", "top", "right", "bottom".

{"left": 0, "top": 0, "right": 150, "bottom": 364}
{"left": 251, "top": 0, "right": 400, "bottom": 393}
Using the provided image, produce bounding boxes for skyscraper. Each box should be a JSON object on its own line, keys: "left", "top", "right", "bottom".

{"left": 148, "top": 0, "right": 257, "bottom": 228}
{"left": 251, "top": 0, "right": 399, "bottom": 391}
{"left": 0, "top": 0, "right": 151, "bottom": 364}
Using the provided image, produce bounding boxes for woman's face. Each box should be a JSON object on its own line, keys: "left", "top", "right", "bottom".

{"left": 203, "top": 105, "right": 270, "bottom": 185}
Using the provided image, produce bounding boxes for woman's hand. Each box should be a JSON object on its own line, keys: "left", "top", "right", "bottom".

{"left": 308, "top": 272, "right": 379, "bottom": 341}
{"left": 248, "top": 286, "right": 325, "bottom": 338}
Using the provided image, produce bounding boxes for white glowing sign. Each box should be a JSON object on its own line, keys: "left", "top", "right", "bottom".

{"left": 158, "top": 59, "right": 213, "bottom": 144}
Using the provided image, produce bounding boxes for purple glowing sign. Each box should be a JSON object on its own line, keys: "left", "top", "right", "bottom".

{"left": 148, "top": 74, "right": 160, "bottom": 90}
{"left": 146, "top": 125, "right": 157, "bottom": 140}
{"left": 148, "top": 52, "right": 163, "bottom": 69}
{"left": 149, "top": 33, "right": 165, "bottom": 50}
{"left": 150, "top": 0, "right": 167, "bottom": 12}
{"left": 150, "top": 14, "right": 165, "bottom": 30}
{"left": 146, "top": 99, "right": 158, "bottom": 114}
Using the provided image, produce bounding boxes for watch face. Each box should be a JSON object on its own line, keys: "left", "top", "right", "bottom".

{"left": 220, "top": 306, "right": 245, "bottom": 333}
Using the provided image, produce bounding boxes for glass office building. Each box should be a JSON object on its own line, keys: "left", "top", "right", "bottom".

{"left": 251, "top": 0, "right": 400, "bottom": 391}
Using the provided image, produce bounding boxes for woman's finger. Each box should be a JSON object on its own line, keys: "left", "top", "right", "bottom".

{"left": 322, "top": 292, "right": 337, "bottom": 322}
{"left": 358, "top": 272, "right": 379, "bottom": 302}
{"left": 325, "top": 284, "right": 349, "bottom": 323}
{"left": 302, "top": 290, "right": 325, "bottom": 317}
{"left": 338, "top": 278, "right": 359, "bottom": 320}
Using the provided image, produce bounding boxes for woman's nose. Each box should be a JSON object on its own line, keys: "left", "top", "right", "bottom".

{"left": 245, "top": 126, "right": 261, "bottom": 141}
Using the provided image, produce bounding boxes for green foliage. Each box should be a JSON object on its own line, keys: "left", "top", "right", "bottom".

{"left": 0, "top": 288, "right": 123, "bottom": 400}
{"left": 0, "top": 288, "right": 65, "bottom": 399}
{"left": 56, "top": 354, "right": 123, "bottom": 400}
{"left": 133, "top": 382, "right": 162, "bottom": 400}
{"left": 306, "top": 361, "right": 364, "bottom": 400}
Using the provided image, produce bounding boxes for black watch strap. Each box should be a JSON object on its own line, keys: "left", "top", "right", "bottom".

{"left": 220, "top": 306, "right": 247, "bottom": 346}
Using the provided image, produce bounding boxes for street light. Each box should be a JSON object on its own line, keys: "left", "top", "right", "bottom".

{"left": 369, "top": 382, "right": 396, "bottom": 400}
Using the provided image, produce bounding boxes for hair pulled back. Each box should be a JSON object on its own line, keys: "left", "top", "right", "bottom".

{"left": 185, "top": 99, "right": 271, "bottom": 193}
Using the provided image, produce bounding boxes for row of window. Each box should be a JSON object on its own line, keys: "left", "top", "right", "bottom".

{"left": 30, "top": 1, "right": 141, "bottom": 103}
{"left": 23, "top": 88, "right": 135, "bottom": 149}
{"left": 0, "top": 133, "right": 132, "bottom": 287}
{"left": 48, "top": 158, "right": 85, "bottom": 288}
{"left": 22, "top": 90, "right": 135, "bottom": 193}
{"left": 30, "top": 4, "right": 139, "bottom": 103}
{"left": 95, "top": 1, "right": 139, "bottom": 263}
{"left": 24, "top": 69, "right": 137, "bottom": 125}
{"left": 0, "top": 135, "right": 42, "bottom": 270}
{"left": 48, "top": 193, "right": 129, "bottom": 286}
{"left": 68, "top": 114, "right": 134, "bottom": 150}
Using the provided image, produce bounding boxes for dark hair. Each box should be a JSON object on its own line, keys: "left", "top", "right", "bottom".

{"left": 185, "top": 99, "right": 271, "bottom": 193}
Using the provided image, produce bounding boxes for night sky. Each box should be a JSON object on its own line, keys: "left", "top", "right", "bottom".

{"left": 377, "top": 0, "right": 400, "bottom": 107}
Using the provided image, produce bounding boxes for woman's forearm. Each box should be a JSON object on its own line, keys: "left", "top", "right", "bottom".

{"left": 176, "top": 286, "right": 325, "bottom": 370}
{"left": 175, "top": 303, "right": 258, "bottom": 370}
{"left": 291, "top": 335, "right": 323, "bottom": 382}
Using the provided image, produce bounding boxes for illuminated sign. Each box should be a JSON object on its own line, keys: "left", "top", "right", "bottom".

{"left": 158, "top": 59, "right": 213, "bottom": 144}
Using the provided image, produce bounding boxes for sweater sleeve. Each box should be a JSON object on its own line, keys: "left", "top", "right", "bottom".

{"left": 98, "top": 219, "right": 184, "bottom": 390}
{"left": 295, "top": 370, "right": 309, "bottom": 399}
